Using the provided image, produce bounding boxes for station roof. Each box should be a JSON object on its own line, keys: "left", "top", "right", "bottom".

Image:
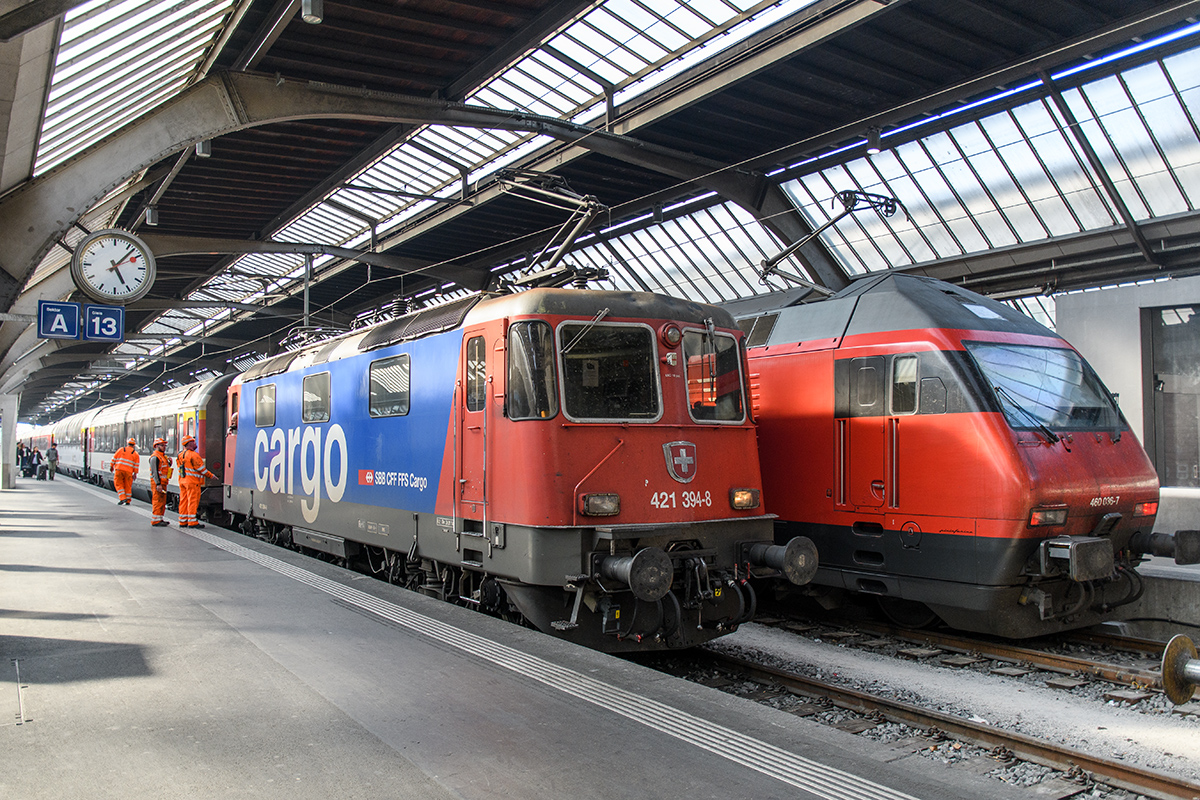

{"left": 1, "top": 0, "right": 1198, "bottom": 420}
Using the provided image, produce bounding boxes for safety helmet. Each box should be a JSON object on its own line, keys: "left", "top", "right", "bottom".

{"left": 182, "top": 435, "right": 196, "bottom": 447}
{"left": 153, "top": 437, "right": 166, "bottom": 448}
{"left": 127, "top": 438, "right": 136, "bottom": 445}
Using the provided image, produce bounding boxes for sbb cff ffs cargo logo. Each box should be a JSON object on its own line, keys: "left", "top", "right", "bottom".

{"left": 663, "top": 441, "right": 697, "bottom": 483}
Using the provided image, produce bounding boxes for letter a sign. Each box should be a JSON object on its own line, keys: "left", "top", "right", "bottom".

{"left": 37, "top": 300, "right": 80, "bottom": 340}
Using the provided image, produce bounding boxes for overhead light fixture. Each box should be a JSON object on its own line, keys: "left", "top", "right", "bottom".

{"left": 866, "top": 126, "right": 882, "bottom": 155}
{"left": 195, "top": 140, "right": 211, "bottom": 157}
{"left": 145, "top": 207, "right": 159, "bottom": 226}
{"left": 301, "top": 0, "right": 323, "bottom": 24}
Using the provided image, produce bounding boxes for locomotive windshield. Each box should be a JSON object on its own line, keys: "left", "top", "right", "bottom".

{"left": 965, "top": 342, "right": 1123, "bottom": 431}
{"left": 557, "top": 322, "right": 660, "bottom": 421}
{"left": 683, "top": 329, "right": 745, "bottom": 422}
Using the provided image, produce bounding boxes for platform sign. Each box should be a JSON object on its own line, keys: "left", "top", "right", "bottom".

{"left": 37, "top": 300, "right": 80, "bottom": 340}
{"left": 83, "top": 304, "right": 125, "bottom": 342}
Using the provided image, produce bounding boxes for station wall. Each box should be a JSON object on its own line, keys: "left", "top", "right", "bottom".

{"left": 1057, "top": 275, "right": 1200, "bottom": 489}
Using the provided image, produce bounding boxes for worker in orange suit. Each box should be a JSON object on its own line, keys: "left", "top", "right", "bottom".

{"left": 177, "top": 435, "right": 216, "bottom": 529}
{"left": 149, "top": 438, "right": 172, "bottom": 527}
{"left": 110, "top": 437, "right": 139, "bottom": 505}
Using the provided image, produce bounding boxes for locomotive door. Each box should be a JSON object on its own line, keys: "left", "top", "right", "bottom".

{"left": 457, "top": 332, "right": 488, "bottom": 517}
{"left": 844, "top": 356, "right": 887, "bottom": 509}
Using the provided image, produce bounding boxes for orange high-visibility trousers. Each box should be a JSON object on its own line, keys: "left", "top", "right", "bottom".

{"left": 151, "top": 485, "right": 168, "bottom": 523}
{"left": 179, "top": 479, "right": 201, "bottom": 526}
{"left": 114, "top": 470, "right": 134, "bottom": 503}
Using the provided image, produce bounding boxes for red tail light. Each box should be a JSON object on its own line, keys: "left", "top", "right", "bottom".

{"left": 1134, "top": 501, "right": 1158, "bottom": 517}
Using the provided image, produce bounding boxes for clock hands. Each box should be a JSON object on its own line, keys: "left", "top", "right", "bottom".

{"left": 107, "top": 247, "right": 139, "bottom": 288}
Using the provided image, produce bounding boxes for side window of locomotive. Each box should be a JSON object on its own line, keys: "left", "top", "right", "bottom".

{"left": 558, "top": 323, "right": 659, "bottom": 421}
{"left": 369, "top": 354, "right": 410, "bottom": 417}
{"left": 739, "top": 314, "right": 778, "bottom": 348}
{"left": 256, "top": 384, "right": 276, "bottom": 427}
{"left": 891, "top": 355, "right": 918, "bottom": 415}
{"left": 683, "top": 330, "right": 745, "bottom": 422}
{"left": 165, "top": 416, "right": 177, "bottom": 451}
{"left": 852, "top": 357, "right": 884, "bottom": 411}
{"left": 302, "top": 372, "right": 331, "bottom": 423}
{"left": 507, "top": 322, "right": 557, "bottom": 420}
{"left": 466, "top": 336, "right": 486, "bottom": 412}
{"left": 919, "top": 377, "right": 947, "bottom": 414}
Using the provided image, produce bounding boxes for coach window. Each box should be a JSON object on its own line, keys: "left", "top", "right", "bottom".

{"left": 256, "top": 384, "right": 276, "bottom": 427}
{"left": 369, "top": 354, "right": 410, "bottom": 417}
{"left": 507, "top": 322, "right": 557, "bottom": 420}
{"left": 302, "top": 372, "right": 331, "bottom": 423}
{"left": 891, "top": 355, "right": 918, "bottom": 415}
{"left": 466, "top": 336, "right": 486, "bottom": 412}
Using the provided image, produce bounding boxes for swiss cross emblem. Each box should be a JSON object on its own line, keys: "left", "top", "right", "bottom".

{"left": 663, "top": 441, "right": 698, "bottom": 484}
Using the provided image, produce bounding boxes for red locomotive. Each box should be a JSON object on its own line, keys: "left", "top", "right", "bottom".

{"left": 730, "top": 273, "right": 1195, "bottom": 638}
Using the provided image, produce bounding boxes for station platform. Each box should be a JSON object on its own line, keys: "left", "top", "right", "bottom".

{"left": 0, "top": 477, "right": 1040, "bottom": 800}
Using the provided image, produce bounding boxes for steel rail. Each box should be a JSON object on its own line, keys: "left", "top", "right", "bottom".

{"left": 847, "top": 621, "right": 1164, "bottom": 689}
{"left": 705, "top": 650, "right": 1200, "bottom": 800}
{"left": 1064, "top": 630, "right": 1170, "bottom": 656}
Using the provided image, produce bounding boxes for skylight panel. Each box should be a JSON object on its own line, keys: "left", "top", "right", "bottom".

{"left": 35, "top": 0, "right": 237, "bottom": 173}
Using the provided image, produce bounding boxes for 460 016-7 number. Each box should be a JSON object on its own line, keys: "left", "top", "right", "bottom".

{"left": 650, "top": 490, "right": 712, "bottom": 509}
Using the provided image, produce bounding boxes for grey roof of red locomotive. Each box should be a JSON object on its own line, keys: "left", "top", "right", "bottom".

{"left": 728, "top": 273, "right": 1058, "bottom": 348}
{"left": 467, "top": 287, "right": 738, "bottom": 329}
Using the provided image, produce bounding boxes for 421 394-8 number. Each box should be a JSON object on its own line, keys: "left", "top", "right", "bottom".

{"left": 650, "top": 490, "right": 712, "bottom": 509}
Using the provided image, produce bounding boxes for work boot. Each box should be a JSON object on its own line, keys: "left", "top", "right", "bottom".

{"left": 190, "top": 523, "right": 206, "bottom": 529}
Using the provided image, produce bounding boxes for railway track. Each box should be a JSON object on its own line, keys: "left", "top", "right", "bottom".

{"left": 848, "top": 620, "right": 1166, "bottom": 691}
{"left": 699, "top": 649, "right": 1200, "bottom": 800}
{"left": 753, "top": 615, "right": 1171, "bottom": 693}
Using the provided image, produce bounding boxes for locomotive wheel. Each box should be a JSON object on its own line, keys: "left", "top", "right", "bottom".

{"left": 878, "top": 597, "right": 939, "bottom": 629}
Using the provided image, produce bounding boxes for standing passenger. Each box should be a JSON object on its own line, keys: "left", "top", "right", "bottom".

{"left": 111, "top": 437, "right": 139, "bottom": 505}
{"left": 149, "top": 438, "right": 172, "bottom": 527}
{"left": 177, "top": 436, "right": 216, "bottom": 529}
{"left": 46, "top": 442, "right": 58, "bottom": 480}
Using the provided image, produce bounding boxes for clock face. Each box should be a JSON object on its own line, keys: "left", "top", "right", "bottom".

{"left": 71, "top": 230, "right": 156, "bottom": 304}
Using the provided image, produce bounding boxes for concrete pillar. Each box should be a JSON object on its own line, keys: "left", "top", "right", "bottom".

{"left": 0, "top": 392, "right": 17, "bottom": 489}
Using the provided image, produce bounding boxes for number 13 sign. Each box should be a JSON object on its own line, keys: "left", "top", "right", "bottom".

{"left": 83, "top": 304, "right": 125, "bottom": 342}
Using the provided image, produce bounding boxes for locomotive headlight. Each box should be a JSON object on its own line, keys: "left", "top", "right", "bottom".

{"left": 660, "top": 323, "right": 682, "bottom": 348}
{"left": 580, "top": 492, "right": 621, "bottom": 516}
{"left": 1134, "top": 501, "right": 1159, "bottom": 517}
{"left": 1029, "top": 506, "right": 1068, "bottom": 526}
{"left": 730, "top": 488, "right": 760, "bottom": 509}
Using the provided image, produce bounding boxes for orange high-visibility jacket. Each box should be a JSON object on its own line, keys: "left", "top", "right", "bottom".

{"left": 111, "top": 445, "right": 139, "bottom": 475}
{"left": 179, "top": 449, "right": 216, "bottom": 483}
{"left": 150, "top": 450, "right": 172, "bottom": 487}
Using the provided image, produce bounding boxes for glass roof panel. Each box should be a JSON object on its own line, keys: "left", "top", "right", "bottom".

{"left": 35, "top": 0, "right": 237, "bottom": 173}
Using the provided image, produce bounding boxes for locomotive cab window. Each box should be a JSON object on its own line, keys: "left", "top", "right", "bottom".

{"left": 891, "top": 355, "right": 918, "bottom": 415}
{"left": 255, "top": 384, "right": 276, "bottom": 427}
{"left": 557, "top": 322, "right": 660, "bottom": 422}
{"left": 302, "top": 372, "right": 331, "bottom": 423}
{"left": 683, "top": 329, "right": 745, "bottom": 422}
{"left": 369, "top": 354, "right": 410, "bottom": 417}
{"left": 507, "top": 322, "right": 557, "bottom": 420}
{"left": 466, "top": 336, "right": 486, "bottom": 412}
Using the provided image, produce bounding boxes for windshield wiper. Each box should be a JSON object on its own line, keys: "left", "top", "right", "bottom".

{"left": 561, "top": 308, "right": 610, "bottom": 355}
{"left": 993, "top": 385, "right": 1060, "bottom": 445}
